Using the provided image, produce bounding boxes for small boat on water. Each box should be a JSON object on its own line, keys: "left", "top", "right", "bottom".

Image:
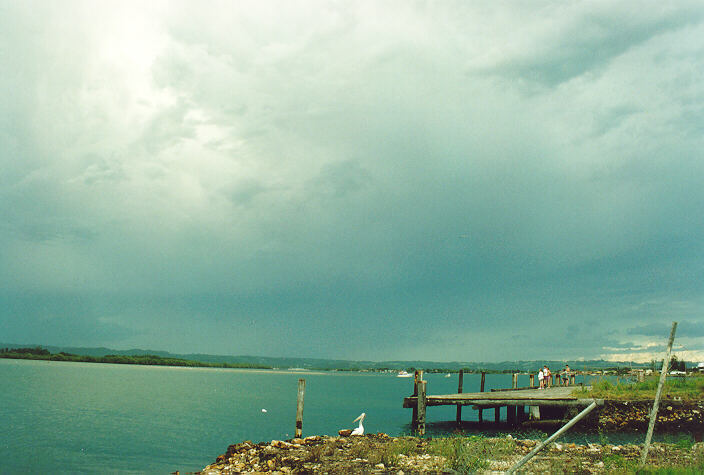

{"left": 445, "top": 373, "right": 452, "bottom": 378}
{"left": 396, "top": 370, "right": 413, "bottom": 378}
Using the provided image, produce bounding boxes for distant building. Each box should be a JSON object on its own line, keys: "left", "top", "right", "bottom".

{"left": 697, "top": 362, "right": 704, "bottom": 372}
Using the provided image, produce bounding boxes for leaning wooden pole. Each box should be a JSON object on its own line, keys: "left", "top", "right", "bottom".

{"left": 295, "top": 378, "right": 306, "bottom": 438}
{"left": 640, "top": 321, "right": 678, "bottom": 467}
{"left": 507, "top": 401, "right": 598, "bottom": 474}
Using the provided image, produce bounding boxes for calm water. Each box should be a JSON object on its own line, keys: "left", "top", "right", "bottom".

{"left": 0, "top": 359, "right": 611, "bottom": 473}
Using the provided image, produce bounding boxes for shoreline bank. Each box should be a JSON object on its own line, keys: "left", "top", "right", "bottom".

{"left": 200, "top": 433, "right": 704, "bottom": 474}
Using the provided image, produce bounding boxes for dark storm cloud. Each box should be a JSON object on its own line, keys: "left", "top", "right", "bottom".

{"left": 1, "top": 0, "right": 704, "bottom": 361}
{"left": 475, "top": 3, "right": 704, "bottom": 86}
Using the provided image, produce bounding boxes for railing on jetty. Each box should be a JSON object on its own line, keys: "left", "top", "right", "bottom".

{"left": 404, "top": 370, "right": 600, "bottom": 435}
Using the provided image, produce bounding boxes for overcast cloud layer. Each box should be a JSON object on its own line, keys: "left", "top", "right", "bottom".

{"left": 1, "top": 0, "right": 703, "bottom": 362}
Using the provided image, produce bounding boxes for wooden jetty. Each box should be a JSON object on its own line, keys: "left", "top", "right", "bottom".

{"left": 403, "top": 371, "right": 602, "bottom": 434}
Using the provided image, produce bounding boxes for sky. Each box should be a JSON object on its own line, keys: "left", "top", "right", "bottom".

{"left": 1, "top": 0, "right": 703, "bottom": 363}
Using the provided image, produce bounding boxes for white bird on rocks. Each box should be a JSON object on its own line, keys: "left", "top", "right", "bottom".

{"left": 351, "top": 412, "right": 366, "bottom": 436}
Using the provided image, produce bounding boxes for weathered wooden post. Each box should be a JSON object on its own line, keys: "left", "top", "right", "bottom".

{"left": 570, "top": 373, "right": 576, "bottom": 385}
{"left": 295, "top": 378, "right": 306, "bottom": 438}
{"left": 640, "top": 322, "right": 678, "bottom": 467}
{"left": 530, "top": 374, "right": 535, "bottom": 387}
{"left": 411, "top": 370, "right": 423, "bottom": 428}
{"left": 417, "top": 380, "right": 427, "bottom": 435}
{"left": 478, "top": 371, "right": 486, "bottom": 423}
{"left": 456, "top": 370, "right": 464, "bottom": 425}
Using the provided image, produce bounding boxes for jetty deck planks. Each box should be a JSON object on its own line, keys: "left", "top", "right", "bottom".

{"left": 403, "top": 386, "right": 601, "bottom": 408}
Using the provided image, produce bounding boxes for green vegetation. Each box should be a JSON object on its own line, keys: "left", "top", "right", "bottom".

{"left": 574, "top": 375, "right": 704, "bottom": 401}
{"left": 428, "top": 435, "right": 516, "bottom": 473}
{"left": 0, "top": 347, "right": 272, "bottom": 369}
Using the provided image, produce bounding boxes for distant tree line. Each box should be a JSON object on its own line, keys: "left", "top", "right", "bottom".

{"left": 1, "top": 346, "right": 50, "bottom": 356}
{"left": 0, "top": 347, "right": 272, "bottom": 369}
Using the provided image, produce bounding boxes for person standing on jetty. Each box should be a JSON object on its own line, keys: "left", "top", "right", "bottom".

{"left": 544, "top": 365, "right": 552, "bottom": 388}
{"left": 538, "top": 367, "right": 545, "bottom": 389}
{"left": 562, "top": 364, "right": 571, "bottom": 386}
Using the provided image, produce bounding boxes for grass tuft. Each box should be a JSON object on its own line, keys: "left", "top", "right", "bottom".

{"left": 429, "top": 435, "right": 515, "bottom": 473}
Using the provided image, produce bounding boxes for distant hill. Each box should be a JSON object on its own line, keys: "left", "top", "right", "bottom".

{"left": 0, "top": 342, "right": 660, "bottom": 371}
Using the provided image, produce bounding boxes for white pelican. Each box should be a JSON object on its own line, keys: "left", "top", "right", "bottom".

{"left": 351, "top": 412, "right": 366, "bottom": 436}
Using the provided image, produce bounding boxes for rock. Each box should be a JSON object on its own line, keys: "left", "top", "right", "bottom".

{"left": 338, "top": 429, "right": 353, "bottom": 437}
{"left": 596, "top": 461, "right": 604, "bottom": 468}
{"left": 375, "top": 463, "right": 385, "bottom": 469}
{"left": 267, "top": 459, "right": 276, "bottom": 470}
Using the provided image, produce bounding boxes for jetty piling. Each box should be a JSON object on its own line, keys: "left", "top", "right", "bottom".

{"left": 478, "top": 371, "right": 486, "bottom": 424}
{"left": 455, "top": 370, "right": 463, "bottom": 425}
{"left": 411, "top": 370, "right": 423, "bottom": 429}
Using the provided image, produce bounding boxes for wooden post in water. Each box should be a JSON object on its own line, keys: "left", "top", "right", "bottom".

{"left": 295, "top": 378, "right": 306, "bottom": 438}
{"left": 411, "top": 370, "right": 423, "bottom": 428}
{"left": 417, "top": 380, "right": 427, "bottom": 435}
{"left": 478, "top": 372, "right": 486, "bottom": 423}
{"left": 456, "top": 370, "right": 464, "bottom": 425}
{"left": 530, "top": 374, "right": 535, "bottom": 388}
{"left": 640, "top": 322, "right": 678, "bottom": 467}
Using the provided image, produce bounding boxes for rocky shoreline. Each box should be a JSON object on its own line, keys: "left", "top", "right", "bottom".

{"left": 597, "top": 400, "right": 704, "bottom": 433}
{"left": 200, "top": 433, "right": 703, "bottom": 474}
